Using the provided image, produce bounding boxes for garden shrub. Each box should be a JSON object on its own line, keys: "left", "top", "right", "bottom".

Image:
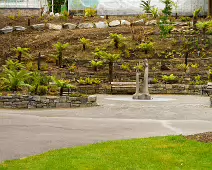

{"left": 162, "top": 74, "right": 178, "bottom": 84}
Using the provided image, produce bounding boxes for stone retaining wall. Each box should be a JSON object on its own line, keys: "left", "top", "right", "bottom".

{"left": 78, "top": 84, "right": 204, "bottom": 95}
{"left": 0, "top": 95, "right": 97, "bottom": 109}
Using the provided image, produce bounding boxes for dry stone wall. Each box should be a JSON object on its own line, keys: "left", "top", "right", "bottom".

{"left": 0, "top": 95, "right": 97, "bottom": 109}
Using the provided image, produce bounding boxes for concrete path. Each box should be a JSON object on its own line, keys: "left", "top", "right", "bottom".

{"left": 0, "top": 95, "right": 211, "bottom": 162}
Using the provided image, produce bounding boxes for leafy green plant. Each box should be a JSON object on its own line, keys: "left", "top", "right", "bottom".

{"left": 159, "top": 24, "right": 174, "bottom": 38}
{"left": 4, "top": 60, "right": 24, "bottom": 70}
{"left": 80, "top": 38, "right": 91, "bottom": 51}
{"left": 51, "top": 76, "right": 75, "bottom": 96}
{"left": 78, "top": 77, "right": 101, "bottom": 85}
{"left": 151, "top": 7, "right": 159, "bottom": 18}
{"left": 176, "top": 64, "right": 189, "bottom": 72}
{"left": 26, "top": 62, "right": 37, "bottom": 71}
{"left": 121, "top": 64, "right": 131, "bottom": 72}
{"left": 13, "top": 47, "right": 30, "bottom": 63}
{"left": 60, "top": 11, "right": 69, "bottom": 21}
{"left": 68, "top": 63, "right": 77, "bottom": 72}
{"left": 162, "top": 74, "right": 178, "bottom": 84}
{"left": 8, "top": 15, "right": 16, "bottom": 20}
{"left": 152, "top": 77, "right": 159, "bottom": 84}
{"left": 133, "top": 65, "right": 144, "bottom": 72}
{"left": 193, "top": 8, "right": 202, "bottom": 30}
{"left": 196, "top": 21, "right": 211, "bottom": 34}
{"left": 190, "top": 63, "right": 199, "bottom": 69}
{"left": 110, "top": 33, "right": 126, "bottom": 49}
{"left": 194, "top": 75, "right": 204, "bottom": 85}
{"left": 90, "top": 60, "right": 104, "bottom": 71}
{"left": 53, "top": 42, "right": 69, "bottom": 68}
{"left": 140, "top": 0, "right": 152, "bottom": 13}
{"left": 138, "top": 42, "right": 154, "bottom": 54}
{"left": 0, "top": 62, "right": 30, "bottom": 91}
{"left": 37, "top": 86, "right": 48, "bottom": 95}
{"left": 85, "top": 8, "right": 97, "bottom": 17}
{"left": 180, "top": 17, "right": 191, "bottom": 22}
{"left": 95, "top": 51, "right": 120, "bottom": 82}
{"left": 161, "top": 0, "right": 175, "bottom": 17}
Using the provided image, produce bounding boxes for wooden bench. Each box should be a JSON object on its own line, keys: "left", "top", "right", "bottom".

{"left": 111, "top": 82, "right": 136, "bottom": 94}
{"left": 202, "top": 82, "right": 212, "bottom": 96}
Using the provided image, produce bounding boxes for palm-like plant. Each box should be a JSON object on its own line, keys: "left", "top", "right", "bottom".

{"left": 193, "top": 8, "right": 202, "bottom": 30}
{"left": 151, "top": 7, "right": 159, "bottom": 18}
{"left": 1, "top": 68, "right": 30, "bottom": 92}
{"left": 138, "top": 42, "right": 154, "bottom": 54}
{"left": 51, "top": 76, "right": 75, "bottom": 96}
{"left": 98, "top": 51, "right": 120, "bottom": 82}
{"left": 4, "top": 60, "right": 24, "bottom": 70}
{"left": 80, "top": 37, "right": 91, "bottom": 51}
{"left": 110, "top": 33, "right": 126, "bottom": 49}
{"left": 13, "top": 47, "right": 30, "bottom": 63}
{"left": 196, "top": 21, "right": 210, "bottom": 35}
{"left": 53, "top": 42, "right": 69, "bottom": 68}
{"left": 140, "top": 0, "right": 152, "bottom": 13}
{"left": 90, "top": 60, "right": 104, "bottom": 71}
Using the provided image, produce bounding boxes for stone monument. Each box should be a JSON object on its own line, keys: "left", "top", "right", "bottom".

{"left": 133, "top": 59, "right": 152, "bottom": 100}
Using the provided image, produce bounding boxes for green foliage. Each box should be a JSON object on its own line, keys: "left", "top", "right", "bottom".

{"left": 193, "top": 8, "right": 202, "bottom": 19}
{"left": 190, "top": 63, "right": 199, "bottom": 69}
{"left": 90, "top": 60, "right": 104, "bottom": 71}
{"left": 152, "top": 77, "right": 159, "bottom": 84}
{"left": 85, "top": 8, "right": 97, "bottom": 17}
{"left": 196, "top": 21, "right": 212, "bottom": 34}
{"left": 47, "top": 0, "right": 66, "bottom": 13}
{"left": 140, "top": 0, "right": 152, "bottom": 13}
{"left": 138, "top": 42, "right": 154, "bottom": 54}
{"left": 176, "top": 64, "right": 189, "bottom": 72}
{"left": 4, "top": 60, "right": 24, "bottom": 70}
{"left": 60, "top": 11, "right": 69, "bottom": 21}
{"left": 97, "top": 51, "right": 120, "bottom": 63}
{"left": 37, "top": 86, "right": 48, "bottom": 95}
{"left": 26, "top": 62, "right": 37, "bottom": 71}
{"left": 159, "top": 24, "right": 174, "bottom": 38}
{"left": 110, "top": 33, "right": 126, "bottom": 49}
{"left": 8, "top": 15, "right": 16, "bottom": 20}
{"left": 68, "top": 63, "right": 77, "bottom": 72}
{"left": 180, "top": 17, "right": 191, "bottom": 22}
{"left": 0, "top": 61, "right": 30, "bottom": 91}
{"left": 121, "top": 64, "right": 131, "bottom": 72}
{"left": 53, "top": 42, "right": 69, "bottom": 67}
{"left": 162, "top": 74, "right": 178, "bottom": 84}
{"left": 160, "top": 0, "right": 175, "bottom": 17}
{"left": 151, "top": 7, "right": 159, "bottom": 18}
{"left": 13, "top": 47, "right": 31, "bottom": 62}
{"left": 78, "top": 77, "right": 101, "bottom": 85}
{"left": 80, "top": 38, "right": 91, "bottom": 51}
{"left": 133, "top": 65, "right": 144, "bottom": 72}
{"left": 193, "top": 75, "right": 204, "bottom": 85}
{"left": 51, "top": 76, "right": 74, "bottom": 89}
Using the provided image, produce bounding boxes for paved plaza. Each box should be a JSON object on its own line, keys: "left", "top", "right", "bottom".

{"left": 0, "top": 95, "right": 212, "bottom": 162}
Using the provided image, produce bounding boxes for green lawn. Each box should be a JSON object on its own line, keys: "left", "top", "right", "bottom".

{"left": 0, "top": 136, "right": 212, "bottom": 170}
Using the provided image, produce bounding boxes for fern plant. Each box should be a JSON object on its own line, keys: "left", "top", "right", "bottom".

{"left": 80, "top": 38, "right": 91, "bottom": 51}
{"left": 13, "top": 47, "right": 30, "bottom": 63}
{"left": 138, "top": 42, "right": 154, "bottom": 54}
{"left": 53, "top": 42, "right": 69, "bottom": 68}
{"left": 90, "top": 60, "right": 104, "bottom": 71}
{"left": 51, "top": 76, "right": 75, "bottom": 96}
{"left": 140, "top": 0, "right": 152, "bottom": 13}
{"left": 110, "top": 33, "right": 126, "bottom": 49}
{"left": 151, "top": 7, "right": 159, "bottom": 18}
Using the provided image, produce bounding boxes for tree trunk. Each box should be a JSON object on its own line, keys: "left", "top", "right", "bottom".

{"left": 83, "top": 44, "right": 86, "bottom": 51}
{"left": 145, "top": 50, "right": 148, "bottom": 54}
{"left": 185, "top": 51, "right": 189, "bottom": 66}
{"left": 109, "top": 62, "right": 113, "bottom": 82}
{"left": 115, "top": 41, "right": 118, "bottom": 49}
{"left": 193, "top": 18, "right": 197, "bottom": 30}
{"left": 37, "top": 52, "right": 41, "bottom": 70}
{"left": 58, "top": 52, "right": 62, "bottom": 68}
{"left": 60, "top": 87, "right": 63, "bottom": 96}
{"left": 18, "top": 52, "right": 21, "bottom": 63}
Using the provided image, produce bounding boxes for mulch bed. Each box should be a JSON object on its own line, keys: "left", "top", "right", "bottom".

{"left": 186, "top": 132, "right": 212, "bottom": 143}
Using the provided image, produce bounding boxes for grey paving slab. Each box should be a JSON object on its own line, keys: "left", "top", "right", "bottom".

{"left": 0, "top": 95, "right": 211, "bottom": 162}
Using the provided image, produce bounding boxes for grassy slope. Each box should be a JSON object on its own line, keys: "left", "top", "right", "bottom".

{"left": 0, "top": 136, "right": 212, "bottom": 170}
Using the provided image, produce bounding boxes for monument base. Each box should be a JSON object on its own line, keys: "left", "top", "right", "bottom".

{"left": 133, "top": 93, "right": 152, "bottom": 100}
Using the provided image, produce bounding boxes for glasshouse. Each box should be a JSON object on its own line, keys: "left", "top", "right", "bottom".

{"left": 68, "top": 0, "right": 209, "bottom": 16}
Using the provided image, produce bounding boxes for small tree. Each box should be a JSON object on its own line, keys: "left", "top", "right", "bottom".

{"left": 110, "top": 33, "right": 126, "bottom": 49}
{"left": 51, "top": 76, "right": 75, "bottom": 96}
{"left": 80, "top": 38, "right": 91, "bottom": 51}
{"left": 13, "top": 47, "right": 30, "bottom": 63}
{"left": 97, "top": 51, "right": 120, "bottom": 82}
{"left": 53, "top": 42, "right": 69, "bottom": 68}
{"left": 193, "top": 8, "right": 202, "bottom": 30}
